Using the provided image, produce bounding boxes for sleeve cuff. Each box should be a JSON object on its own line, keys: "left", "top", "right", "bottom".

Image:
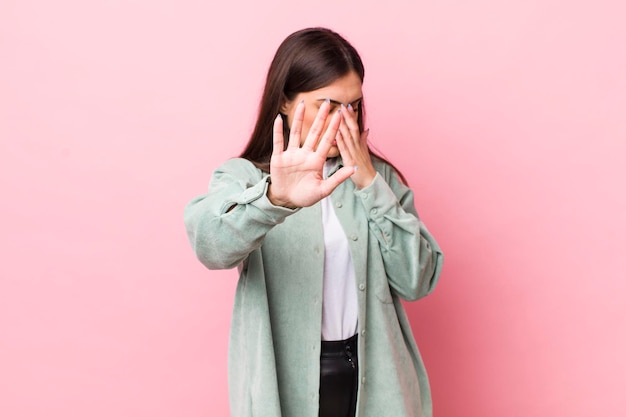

{"left": 353, "top": 172, "right": 400, "bottom": 221}
{"left": 236, "top": 176, "right": 299, "bottom": 223}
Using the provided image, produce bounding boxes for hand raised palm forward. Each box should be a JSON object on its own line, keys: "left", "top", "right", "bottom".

{"left": 268, "top": 100, "right": 355, "bottom": 208}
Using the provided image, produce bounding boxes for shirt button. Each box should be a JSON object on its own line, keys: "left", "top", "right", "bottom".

{"left": 361, "top": 193, "right": 368, "bottom": 200}
{"left": 371, "top": 208, "right": 378, "bottom": 215}
{"left": 351, "top": 235, "right": 358, "bottom": 241}
{"left": 361, "top": 329, "right": 366, "bottom": 337}
{"left": 335, "top": 202, "right": 343, "bottom": 208}
{"left": 361, "top": 377, "right": 367, "bottom": 385}
{"left": 359, "top": 283, "right": 366, "bottom": 291}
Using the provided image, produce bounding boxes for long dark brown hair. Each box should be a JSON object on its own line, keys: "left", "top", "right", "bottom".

{"left": 240, "top": 27, "right": 406, "bottom": 184}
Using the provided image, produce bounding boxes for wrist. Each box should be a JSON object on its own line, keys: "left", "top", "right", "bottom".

{"left": 267, "top": 183, "right": 297, "bottom": 209}
{"left": 352, "top": 167, "right": 377, "bottom": 189}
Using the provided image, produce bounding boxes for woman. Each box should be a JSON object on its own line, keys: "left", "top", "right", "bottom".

{"left": 184, "top": 27, "right": 444, "bottom": 417}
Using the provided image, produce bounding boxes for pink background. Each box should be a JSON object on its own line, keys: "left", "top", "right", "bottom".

{"left": 1, "top": 1, "right": 625, "bottom": 416}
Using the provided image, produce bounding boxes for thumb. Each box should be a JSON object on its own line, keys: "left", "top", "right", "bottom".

{"left": 318, "top": 166, "right": 355, "bottom": 197}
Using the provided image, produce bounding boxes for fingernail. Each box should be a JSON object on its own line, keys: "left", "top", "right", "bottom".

{"left": 300, "top": 99, "right": 305, "bottom": 105}
{"left": 324, "top": 98, "right": 330, "bottom": 104}
{"left": 354, "top": 165, "right": 359, "bottom": 171}
{"left": 347, "top": 103, "right": 353, "bottom": 110}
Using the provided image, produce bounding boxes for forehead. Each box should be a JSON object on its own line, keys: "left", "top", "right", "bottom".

{"left": 303, "top": 72, "right": 363, "bottom": 103}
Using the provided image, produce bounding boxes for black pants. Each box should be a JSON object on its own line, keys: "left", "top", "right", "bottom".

{"left": 319, "top": 334, "right": 358, "bottom": 417}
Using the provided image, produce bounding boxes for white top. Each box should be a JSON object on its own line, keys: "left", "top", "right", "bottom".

{"left": 320, "top": 159, "right": 358, "bottom": 341}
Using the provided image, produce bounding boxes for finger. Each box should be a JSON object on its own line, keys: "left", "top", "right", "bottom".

{"left": 319, "top": 165, "right": 355, "bottom": 197}
{"left": 302, "top": 99, "right": 330, "bottom": 150}
{"left": 315, "top": 109, "right": 342, "bottom": 157}
{"left": 347, "top": 103, "right": 361, "bottom": 121}
{"left": 338, "top": 112, "right": 358, "bottom": 156}
{"left": 288, "top": 100, "right": 305, "bottom": 150}
{"left": 335, "top": 129, "right": 354, "bottom": 166}
{"left": 342, "top": 104, "right": 361, "bottom": 141}
{"left": 341, "top": 104, "right": 359, "bottom": 128}
{"left": 272, "top": 114, "right": 284, "bottom": 156}
{"left": 360, "top": 128, "right": 370, "bottom": 146}
{"left": 338, "top": 111, "right": 352, "bottom": 142}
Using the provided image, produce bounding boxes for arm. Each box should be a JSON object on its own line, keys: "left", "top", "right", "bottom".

{"left": 184, "top": 158, "right": 297, "bottom": 270}
{"left": 185, "top": 101, "right": 355, "bottom": 270}
{"left": 354, "top": 162, "right": 444, "bottom": 301}
{"left": 336, "top": 104, "right": 443, "bottom": 300}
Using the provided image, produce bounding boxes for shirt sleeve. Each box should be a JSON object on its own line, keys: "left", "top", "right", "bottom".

{"left": 184, "top": 158, "right": 298, "bottom": 270}
{"left": 353, "top": 163, "right": 444, "bottom": 301}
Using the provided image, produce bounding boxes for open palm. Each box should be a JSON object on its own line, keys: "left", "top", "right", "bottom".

{"left": 268, "top": 100, "right": 355, "bottom": 208}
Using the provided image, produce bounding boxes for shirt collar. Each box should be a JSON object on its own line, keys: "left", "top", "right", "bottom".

{"left": 324, "top": 157, "right": 344, "bottom": 179}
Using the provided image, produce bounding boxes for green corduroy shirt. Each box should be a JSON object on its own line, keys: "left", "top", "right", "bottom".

{"left": 184, "top": 157, "right": 444, "bottom": 417}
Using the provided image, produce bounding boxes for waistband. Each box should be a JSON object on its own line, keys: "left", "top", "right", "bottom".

{"left": 321, "top": 333, "right": 358, "bottom": 357}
